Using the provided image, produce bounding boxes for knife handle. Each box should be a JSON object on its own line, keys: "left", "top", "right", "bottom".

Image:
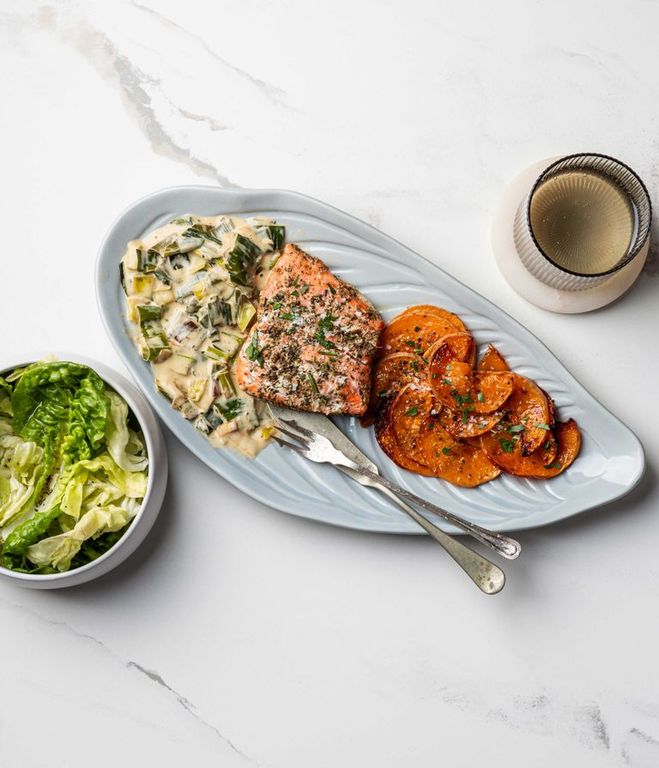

{"left": 372, "top": 479, "right": 505, "bottom": 594}
{"left": 354, "top": 467, "right": 521, "bottom": 560}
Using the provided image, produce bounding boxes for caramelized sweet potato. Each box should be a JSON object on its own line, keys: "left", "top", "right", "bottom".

{"left": 390, "top": 386, "right": 436, "bottom": 462}
{"left": 417, "top": 414, "right": 501, "bottom": 487}
{"left": 438, "top": 406, "right": 505, "bottom": 439}
{"left": 498, "top": 374, "right": 550, "bottom": 455}
{"left": 540, "top": 388, "right": 557, "bottom": 427}
{"left": 479, "top": 424, "right": 558, "bottom": 474}
{"left": 480, "top": 419, "right": 580, "bottom": 477}
{"left": 374, "top": 394, "right": 434, "bottom": 475}
{"left": 428, "top": 342, "right": 514, "bottom": 414}
{"left": 372, "top": 353, "right": 425, "bottom": 398}
{"left": 523, "top": 420, "right": 580, "bottom": 478}
{"left": 478, "top": 344, "right": 509, "bottom": 373}
{"left": 362, "top": 353, "right": 426, "bottom": 426}
{"left": 398, "top": 305, "right": 466, "bottom": 331}
{"left": 381, "top": 313, "right": 465, "bottom": 356}
{"left": 423, "top": 332, "right": 475, "bottom": 367}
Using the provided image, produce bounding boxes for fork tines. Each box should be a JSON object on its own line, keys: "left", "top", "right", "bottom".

{"left": 274, "top": 422, "right": 310, "bottom": 445}
{"left": 272, "top": 435, "right": 306, "bottom": 455}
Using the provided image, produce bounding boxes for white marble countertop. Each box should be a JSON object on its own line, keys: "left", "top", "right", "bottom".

{"left": 2, "top": 1, "right": 659, "bottom": 765}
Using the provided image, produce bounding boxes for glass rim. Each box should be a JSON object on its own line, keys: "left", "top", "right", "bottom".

{"left": 525, "top": 152, "right": 652, "bottom": 279}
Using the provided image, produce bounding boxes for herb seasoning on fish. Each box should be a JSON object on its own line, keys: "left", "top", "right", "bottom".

{"left": 235, "top": 244, "right": 384, "bottom": 415}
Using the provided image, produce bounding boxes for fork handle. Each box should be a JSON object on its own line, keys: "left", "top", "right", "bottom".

{"left": 351, "top": 467, "right": 521, "bottom": 560}
{"left": 344, "top": 470, "right": 505, "bottom": 594}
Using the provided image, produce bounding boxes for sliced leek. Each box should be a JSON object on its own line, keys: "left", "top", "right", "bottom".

{"left": 122, "top": 214, "right": 286, "bottom": 457}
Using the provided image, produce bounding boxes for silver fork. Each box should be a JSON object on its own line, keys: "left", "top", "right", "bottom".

{"left": 273, "top": 417, "right": 521, "bottom": 561}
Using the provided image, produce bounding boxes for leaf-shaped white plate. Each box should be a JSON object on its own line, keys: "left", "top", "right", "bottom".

{"left": 96, "top": 187, "right": 644, "bottom": 534}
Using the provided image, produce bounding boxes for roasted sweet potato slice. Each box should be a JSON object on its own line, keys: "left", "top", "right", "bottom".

{"left": 478, "top": 344, "right": 509, "bottom": 373}
{"left": 372, "top": 353, "right": 425, "bottom": 398}
{"left": 437, "top": 407, "right": 505, "bottom": 439}
{"left": 362, "top": 353, "right": 426, "bottom": 426}
{"left": 423, "top": 332, "right": 475, "bottom": 367}
{"left": 480, "top": 419, "right": 580, "bottom": 477}
{"left": 416, "top": 414, "right": 501, "bottom": 487}
{"left": 540, "top": 388, "right": 557, "bottom": 427}
{"left": 497, "top": 374, "right": 550, "bottom": 455}
{"left": 390, "top": 386, "right": 436, "bottom": 462}
{"left": 398, "top": 305, "right": 466, "bottom": 331}
{"left": 381, "top": 313, "right": 465, "bottom": 356}
{"left": 428, "top": 342, "right": 514, "bottom": 414}
{"left": 374, "top": 394, "right": 434, "bottom": 475}
{"left": 479, "top": 424, "right": 558, "bottom": 474}
{"left": 523, "top": 420, "right": 580, "bottom": 478}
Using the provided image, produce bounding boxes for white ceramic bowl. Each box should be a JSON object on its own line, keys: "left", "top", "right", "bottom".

{"left": 0, "top": 354, "right": 167, "bottom": 589}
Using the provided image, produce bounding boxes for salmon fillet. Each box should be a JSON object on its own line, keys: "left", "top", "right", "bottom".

{"left": 234, "top": 244, "right": 384, "bottom": 415}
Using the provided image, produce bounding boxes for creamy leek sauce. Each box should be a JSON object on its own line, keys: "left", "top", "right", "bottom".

{"left": 121, "top": 214, "right": 284, "bottom": 457}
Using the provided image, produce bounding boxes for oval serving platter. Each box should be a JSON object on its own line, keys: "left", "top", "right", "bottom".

{"left": 96, "top": 186, "right": 644, "bottom": 534}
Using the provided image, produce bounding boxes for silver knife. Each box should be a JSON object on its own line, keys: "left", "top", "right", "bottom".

{"left": 269, "top": 404, "right": 508, "bottom": 594}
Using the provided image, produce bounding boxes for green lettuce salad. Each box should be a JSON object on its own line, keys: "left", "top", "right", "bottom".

{"left": 0, "top": 361, "right": 148, "bottom": 574}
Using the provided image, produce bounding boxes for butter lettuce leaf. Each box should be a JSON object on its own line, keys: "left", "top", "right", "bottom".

{"left": 2, "top": 454, "right": 145, "bottom": 567}
{"left": 6, "top": 361, "right": 109, "bottom": 522}
{"left": 26, "top": 504, "right": 136, "bottom": 572}
{"left": 0, "top": 377, "right": 12, "bottom": 416}
{"left": 106, "top": 391, "right": 148, "bottom": 472}
{"left": 0, "top": 423, "right": 44, "bottom": 527}
{"left": 12, "top": 361, "right": 109, "bottom": 464}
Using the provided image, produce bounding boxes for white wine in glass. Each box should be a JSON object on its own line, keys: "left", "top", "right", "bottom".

{"left": 529, "top": 170, "right": 637, "bottom": 276}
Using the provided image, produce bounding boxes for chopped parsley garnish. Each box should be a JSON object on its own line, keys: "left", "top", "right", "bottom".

{"left": 272, "top": 301, "right": 282, "bottom": 309}
{"left": 411, "top": 360, "right": 419, "bottom": 371}
{"left": 280, "top": 312, "right": 294, "bottom": 320}
{"left": 300, "top": 284, "right": 309, "bottom": 294}
{"left": 405, "top": 406, "right": 419, "bottom": 416}
{"left": 461, "top": 407, "right": 474, "bottom": 424}
{"left": 245, "top": 331, "right": 264, "bottom": 366}
{"left": 291, "top": 290, "right": 299, "bottom": 297}
{"left": 327, "top": 284, "right": 336, "bottom": 295}
{"left": 544, "top": 461, "right": 562, "bottom": 470}
{"left": 508, "top": 424, "right": 525, "bottom": 433}
{"left": 499, "top": 438, "right": 517, "bottom": 453}
{"left": 451, "top": 390, "right": 472, "bottom": 407}
{"left": 216, "top": 398, "right": 242, "bottom": 422}
{"left": 318, "top": 313, "right": 336, "bottom": 332}
{"left": 314, "top": 313, "right": 337, "bottom": 349}
{"left": 414, "top": 326, "right": 421, "bottom": 332}
{"left": 477, "top": 392, "right": 484, "bottom": 402}
{"left": 441, "top": 446, "right": 452, "bottom": 455}
{"left": 315, "top": 333, "right": 335, "bottom": 349}
{"left": 441, "top": 378, "right": 452, "bottom": 385}
{"left": 405, "top": 340, "right": 416, "bottom": 348}
{"left": 307, "top": 373, "right": 319, "bottom": 393}
{"left": 534, "top": 423, "right": 550, "bottom": 430}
